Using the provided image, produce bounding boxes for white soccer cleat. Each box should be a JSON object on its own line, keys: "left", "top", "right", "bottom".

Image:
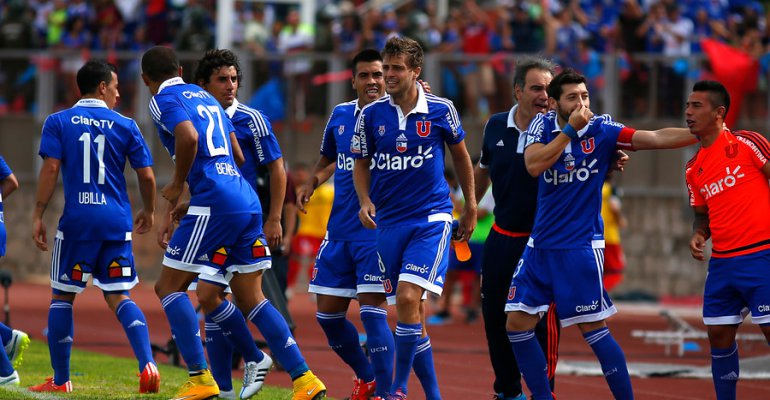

{"left": 219, "top": 389, "right": 236, "bottom": 399}
{"left": 239, "top": 352, "right": 273, "bottom": 399}
{"left": 4, "top": 329, "right": 30, "bottom": 369}
{"left": 0, "top": 370, "right": 19, "bottom": 386}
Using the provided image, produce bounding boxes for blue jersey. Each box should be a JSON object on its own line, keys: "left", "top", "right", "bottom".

{"left": 225, "top": 99, "right": 282, "bottom": 207}
{"left": 0, "top": 155, "right": 11, "bottom": 225}
{"left": 149, "top": 78, "right": 259, "bottom": 215}
{"left": 38, "top": 99, "right": 153, "bottom": 240}
{"left": 321, "top": 100, "right": 375, "bottom": 241}
{"left": 525, "top": 111, "right": 634, "bottom": 249}
{"left": 354, "top": 85, "right": 465, "bottom": 227}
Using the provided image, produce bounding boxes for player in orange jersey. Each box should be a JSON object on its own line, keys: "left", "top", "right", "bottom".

{"left": 684, "top": 80, "right": 770, "bottom": 400}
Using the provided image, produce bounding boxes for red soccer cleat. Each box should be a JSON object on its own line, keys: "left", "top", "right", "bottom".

{"left": 29, "top": 377, "right": 73, "bottom": 393}
{"left": 349, "top": 377, "right": 376, "bottom": 400}
{"left": 139, "top": 362, "right": 161, "bottom": 393}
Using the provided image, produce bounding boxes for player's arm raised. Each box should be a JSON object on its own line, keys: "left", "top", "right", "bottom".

{"left": 690, "top": 205, "right": 710, "bottom": 261}
{"left": 134, "top": 166, "right": 156, "bottom": 234}
{"left": 353, "top": 158, "right": 376, "bottom": 229}
{"left": 449, "top": 140, "right": 477, "bottom": 240}
{"left": 630, "top": 127, "right": 698, "bottom": 150}
{"left": 264, "top": 157, "right": 287, "bottom": 248}
{"left": 297, "top": 155, "right": 335, "bottom": 213}
{"left": 162, "top": 121, "right": 198, "bottom": 205}
{"left": 524, "top": 103, "right": 592, "bottom": 176}
{"left": 32, "top": 157, "right": 61, "bottom": 251}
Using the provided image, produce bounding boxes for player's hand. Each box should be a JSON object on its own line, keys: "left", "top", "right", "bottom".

{"left": 456, "top": 206, "right": 478, "bottom": 241}
{"left": 171, "top": 201, "right": 190, "bottom": 223}
{"left": 157, "top": 214, "right": 175, "bottom": 250}
{"left": 296, "top": 184, "right": 315, "bottom": 214}
{"left": 32, "top": 218, "right": 48, "bottom": 251}
{"left": 689, "top": 232, "right": 707, "bottom": 261}
{"left": 134, "top": 208, "right": 154, "bottom": 234}
{"left": 613, "top": 150, "right": 630, "bottom": 172}
{"left": 419, "top": 79, "right": 432, "bottom": 94}
{"left": 161, "top": 180, "right": 184, "bottom": 205}
{"left": 568, "top": 103, "right": 593, "bottom": 131}
{"left": 358, "top": 201, "right": 377, "bottom": 229}
{"left": 264, "top": 217, "right": 283, "bottom": 248}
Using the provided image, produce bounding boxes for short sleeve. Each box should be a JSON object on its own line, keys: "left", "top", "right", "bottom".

{"left": 127, "top": 121, "right": 153, "bottom": 169}
{"left": 0, "top": 156, "right": 12, "bottom": 180}
{"left": 39, "top": 115, "right": 63, "bottom": 160}
{"left": 150, "top": 96, "right": 189, "bottom": 135}
{"left": 478, "top": 119, "right": 492, "bottom": 168}
{"left": 525, "top": 113, "right": 547, "bottom": 148}
{"left": 353, "top": 106, "right": 374, "bottom": 158}
{"left": 320, "top": 110, "right": 338, "bottom": 159}
{"left": 441, "top": 101, "right": 465, "bottom": 145}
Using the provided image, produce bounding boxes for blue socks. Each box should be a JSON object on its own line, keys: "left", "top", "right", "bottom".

{"left": 711, "top": 342, "right": 739, "bottom": 400}
{"left": 249, "top": 300, "right": 308, "bottom": 379}
{"left": 205, "top": 316, "right": 234, "bottom": 392}
{"left": 0, "top": 323, "right": 11, "bottom": 347}
{"left": 508, "top": 330, "right": 553, "bottom": 400}
{"left": 115, "top": 299, "right": 154, "bottom": 372}
{"left": 160, "top": 292, "right": 207, "bottom": 371}
{"left": 584, "top": 327, "right": 633, "bottom": 400}
{"left": 208, "top": 300, "right": 263, "bottom": 364}
{"left": 391, "top": 322, "right": 421, "bottom": 394}
{"left": 360, "top": 305, "right": 394, "bottom": 397}
{"left": 48, "top": 300, "right": 74, "bottom": 385}
{"left": 316, "top": 311, "right": 374, "bottom": 382}
{"left": 0, "top": 323, "right": 13, "bottom": 376}
{"left": 413, "top": 336, "right": 441, "bottom": 400}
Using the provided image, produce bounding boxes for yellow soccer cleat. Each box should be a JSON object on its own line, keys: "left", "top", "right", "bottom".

{"left": 169, "top": 370, "right": 219, "bottom": 400}
{"left": 292, "top": 370, "right": 327, "bottom": 400}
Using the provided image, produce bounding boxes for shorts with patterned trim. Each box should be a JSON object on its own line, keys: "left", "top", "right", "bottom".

{"left": 308, "top": 239, "right": 384, "bottom": 298}
{"left": 704, "top": 248, "right": 770, "bottom": 325}
{"left": 163, "top": 208, "right": 271, "bottom": 279}
{"left": 505, "top": 246, "right": 616, "bottom": 327}
{"left": 376, "top": 215, "right": 452, "bottom": 305}
{"left": 50, "top": 230, "right": 138, "bottom": 293}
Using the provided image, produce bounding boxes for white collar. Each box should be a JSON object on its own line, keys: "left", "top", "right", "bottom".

{"left": 74, "top": 98, "right": 108, "bottom": 108}
{"left": 507, "top": 104, "right": 524, "bottom": 132}
{"left": 158, "top": 77, "right": 185, "bottom": 94}
{"left": 225, "top": 98, "right": 240, "bottom": 118}
{"left": 388, "top": 83, "right": 429, "bottom": 115}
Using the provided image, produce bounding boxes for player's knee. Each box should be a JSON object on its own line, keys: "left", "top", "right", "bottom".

{"left": 505, "top": 311, "right": 534, "bottom": 332}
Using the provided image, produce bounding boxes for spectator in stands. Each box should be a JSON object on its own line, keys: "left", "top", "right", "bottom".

{"left": 277, "top": 8, "right": 314, "bottom": 123}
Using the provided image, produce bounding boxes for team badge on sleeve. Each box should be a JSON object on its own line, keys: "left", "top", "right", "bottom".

{"left": 108, "top": 258, "right": 132, "bottom": 278}
{"left": 252, "top": 238, "right": 268, "bottom": 258}
{"left": 211, "top": 247, "right": 229, "bottom": 266}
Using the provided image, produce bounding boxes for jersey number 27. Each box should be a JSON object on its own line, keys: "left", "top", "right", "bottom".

{"left": 197, "top": 105, "right": 229, "bottom": 156}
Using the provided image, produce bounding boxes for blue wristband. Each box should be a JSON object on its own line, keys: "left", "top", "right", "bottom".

{"left": 562, "top": 124, "right": 578, "bottom": 140}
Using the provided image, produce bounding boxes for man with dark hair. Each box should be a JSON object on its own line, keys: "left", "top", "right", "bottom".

{"left": 141, "top": 46, "right": 325, "bottom": 400}
{"left": 31, "top": 60, "right": 159, "bottom": 394}
{"left": 473, "top": 56, "right": 561, "bottom": 400}
{"left": 354, "top": 37, "right": 477, "bottom": 400}
{"left": 505, "top": 68, "right": 697, "bottom": 400}
{"left": 296, "top": 48, "right": 394, "bottom": 400}
{"left": 684, "top": 80, "right": 770, "bottom": 400}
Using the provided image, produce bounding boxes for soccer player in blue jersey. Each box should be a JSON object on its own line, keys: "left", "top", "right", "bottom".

{"left": 505, "top": 69, "right": 697, "bottom": 400}
{"left": 141, "top": 46, "right": 325, "bottom": 400}
{"left": 353, "top": 37, "right": 477, "bottom": 400}
{"left": 0, "top": 155, "right": 28, "bottom": 387}
{"left": 191, "top": 48, "right": 297, "bottom": 400}
{"left": 296, "top": 49, "right": 395, "bottom": 400}
{"left": 473, "top": 56, "right": 561, "bottom": 400}
{"left": 30, "top": 60, "right": 159, "bottom": 394}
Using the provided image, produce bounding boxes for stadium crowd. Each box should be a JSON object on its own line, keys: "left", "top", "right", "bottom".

{"left": 2, "top": 0, "right": 770, "bottom": 118}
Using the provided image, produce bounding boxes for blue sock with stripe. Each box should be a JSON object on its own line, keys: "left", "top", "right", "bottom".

{"left": 0, "top": 323, "right": 11, "bottom": 347}
{"left": 391, "top": 322, "right": 422, "bottom": 394}
{"left": 48, "top": 300, "right": 74, "bottom": 385}
{"left": 205, "top": 315, "right": 234, "bottom": 392}
{"left": 412, "top": 336, "right": 441, "bottom": 400}
{"left": 316, "top": 311, "right": 374, "bottom": 382}
{"left": 115, "top": 299, "right": 153, "bottom": 372}
{"left": 711, "top": 342, "right": 739, "bottom": 400}
{"left": 508, "top": 330, "right": 553, "bottom": 400}
{"left": 248, "top": 300, "right": 307, "bottom": 379}
{"left": 208, "top": 300, "right": 263, "bottom": 364}
{"left": 0, "top": 324, "right": 13, "bottom": 376}
{"left": 160, "top": 292, "right": 207, "bottom": 371}
{"left": 360, "top": 305, "right": 394, "bottom": 397}
{"left": 584, "top": 327, "right": 633, "bottom": 399}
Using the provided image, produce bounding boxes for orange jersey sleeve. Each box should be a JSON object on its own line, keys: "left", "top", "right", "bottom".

{"left": 685, "top": 130, "right": 770, "bottom": 257}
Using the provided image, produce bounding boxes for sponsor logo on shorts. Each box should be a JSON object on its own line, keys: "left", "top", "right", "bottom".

{"left": 107, "top": 257, "right": 132, "bottom": 278}
{"left": 166, "top": 246, "right": 181, "bottom": 256}
{"left": 70, "top": 263, "right": 91, "bottom": 283}
{"left": 508, "top": 286, "right": 516, "bottom": 300}
{"left": 404, "top": 263, "right": 428, "bottom": 274}
{"left": 576, "top": 300, "right": 599, "bottom": 313}
{"left": 758, "top": 305, "right": 770, "bottom": 313}
{"left": 383, "top": 279, "right": 393, "bottom": 293}
{"left": 363, "top": 274, "right": 382, "bottom": 282}
{"left": 212, "top": 247, "right": 228, "bottom": 266}
{"left": 252, "top": 238, "right": 267, "bottom": 258}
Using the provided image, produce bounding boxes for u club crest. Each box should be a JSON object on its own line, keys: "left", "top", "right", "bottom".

{"left": 416, "top": 121, "right": 431, "bottom": 137}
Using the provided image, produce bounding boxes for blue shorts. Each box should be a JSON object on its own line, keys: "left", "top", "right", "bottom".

{"left": 505, "top": 245, "right": 616, "bottom": 327}
{"left": 163, "top": 208, "right": 271, "bottom": 280}
{"left": 448, "top": 241, "right": 484, "bottom": 273}
{"left": 704, "top": 248, "right": 770, "bottom": 325}
{"left": 377, "top": 214, "right": 452, "bottom": 305}
{"left": 308, "top": 238, "right": 384, "bottom": 298}
{"left": 50, "top": 230, "right": 138, "bottom": 293}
